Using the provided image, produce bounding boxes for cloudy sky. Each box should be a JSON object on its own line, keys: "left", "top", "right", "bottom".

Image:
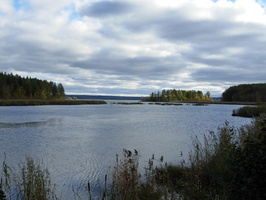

{"left": 1, "top": 0, "right": 266, "bottom": 96}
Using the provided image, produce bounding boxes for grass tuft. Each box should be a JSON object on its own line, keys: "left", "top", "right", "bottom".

{"left": 1, "top": 156, "right": 57, "bottom": 200}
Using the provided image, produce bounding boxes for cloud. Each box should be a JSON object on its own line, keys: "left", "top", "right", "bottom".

{"left": 0, "top": 0, "right": 266, "bottom": 96}
{"left": 79, "top": 1, "right": 133, "bottom": 18}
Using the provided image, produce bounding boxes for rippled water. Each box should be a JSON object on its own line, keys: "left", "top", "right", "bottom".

{"left": 0, "top": 102, "right": 251, "bottom": 199}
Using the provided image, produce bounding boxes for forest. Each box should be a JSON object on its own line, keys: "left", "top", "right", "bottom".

{"left": 222, "top": 83, "right": 266, "bottom": 102}
{"left": 0, "top": 72, "right": 65, "bottom": 99}
{"left": 144, "top": 89, "right": 211, "bottom": 102}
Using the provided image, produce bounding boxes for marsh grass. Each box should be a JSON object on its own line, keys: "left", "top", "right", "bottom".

{"left": 1, "top": 156, "right": 57, "bottom": 200}
{"left": 104, "top": 150, "right": 172, "bottom": 200}
{"left": 106, "top": 115, "right": 266, "bottom": 200}
{"left": 156, "top": 116, "right": 266, "bottom": 200}
{"left": 232, "top": 105, "right": 266, "bottom": 117}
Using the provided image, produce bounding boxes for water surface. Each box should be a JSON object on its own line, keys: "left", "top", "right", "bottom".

{"left": 0, "top": 102, "right": 251, "bottom": 199}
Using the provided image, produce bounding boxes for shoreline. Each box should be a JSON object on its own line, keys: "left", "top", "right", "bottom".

{"left": 0, "top": 99, "right": 107, "bottom": 106}
{"left": 142, "top": 100, "right": 264, "bottom": 105}
{"left": 1, "top": 99, "right": 264, "bottom": 106}
{"left": 179, "top": 101, "right": 260, "bottom": 105}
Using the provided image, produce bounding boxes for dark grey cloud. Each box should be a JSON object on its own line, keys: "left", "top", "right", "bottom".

{"left": 191, "top": 67, "right": 266, "bottom": 84}
{"left": 79, "top": 1, "right": 133, "bottom": 18}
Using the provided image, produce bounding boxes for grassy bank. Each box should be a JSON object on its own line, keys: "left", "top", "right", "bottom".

{"left": 1, "top": 116, "right": 266, "bottom": 199}
{"left": 0, "top": 99, "right": 107, "bottom": 106}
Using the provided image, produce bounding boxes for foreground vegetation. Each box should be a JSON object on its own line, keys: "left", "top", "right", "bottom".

{"left": 0, "top": 157, "right": 57, "bottom": 200}
{"left": 1, "top": 116, "right": 266, "bottom": 199}
{"left": 103, "top": 115, "right": 266, "bottom": 200}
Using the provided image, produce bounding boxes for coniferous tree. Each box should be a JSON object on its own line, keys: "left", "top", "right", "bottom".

{"left": 222, "top": 83, "right": 266, "bottom": 102}
{"left": 57, "top": 83, "right": 65, "bottom": 99}
{"left": 0, "top": 72, "right": 66, "bottom": 99}
{"left": 145, "top": 89, "right": 211, "bottom": 102}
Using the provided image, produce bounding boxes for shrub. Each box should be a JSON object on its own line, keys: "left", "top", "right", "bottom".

{"left": 229, "top": 116, "right": 266, "bottom": 200}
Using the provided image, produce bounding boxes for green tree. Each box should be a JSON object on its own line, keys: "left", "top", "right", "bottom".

{"left": 57, "top": 83, "right": 65, "bottom": 99}
{"left": 0, "top": 72, "right": 66, "bottom": 100}
{"left": 222, "top": 83, "right": 266, "bottom": 102}
{"left": 51, "top": 83, "right": 58, "bottom": 98}
{"left": 144, "top": 89, "right": 211, "bottom": 102}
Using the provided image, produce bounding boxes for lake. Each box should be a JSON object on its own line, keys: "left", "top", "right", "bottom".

{"left": 0, "top": 101, "right": 251, "bottom": 199}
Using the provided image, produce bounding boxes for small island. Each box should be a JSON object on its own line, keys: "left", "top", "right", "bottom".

{"left": 143, "top": 89, "right": 212, "bottom": 102}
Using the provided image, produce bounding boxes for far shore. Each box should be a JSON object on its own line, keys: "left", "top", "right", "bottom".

{"left": 142, "top": 100, "right": 264, "bottom": 105}
{"left": 1, "top": 98, "right": 265, "bottom": 106}
{"left": 178, "top": 101, "right": 262, "bottom": 105}
{"left": 0, "top": 99, "right": 107, "bottom": 106}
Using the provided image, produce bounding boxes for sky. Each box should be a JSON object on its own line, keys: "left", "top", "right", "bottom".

{"left": 0, "top": 0, "right": 266, "bottom": 97}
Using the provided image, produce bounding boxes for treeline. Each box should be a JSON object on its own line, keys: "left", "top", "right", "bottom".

{"left": 144, "top": 89, "right": 211, "bottom": 102}
{"left": 0, "top": 72, "right": 65, "bottom": 99}
{"left": 222, "top": 83, "right": 266, "bottom": 102}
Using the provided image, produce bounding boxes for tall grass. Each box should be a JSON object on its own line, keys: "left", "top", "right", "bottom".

{"left": 104, "top": 115, "right": 266, "bottom": 200}
{"left": 1, "top": 156, "right": 57, "bottom": 200}
{"left": 103, "top": 149, "right": 170, "bottom": 200}
{"left": 155, "top": 115, "right": 266, "bottom": 200}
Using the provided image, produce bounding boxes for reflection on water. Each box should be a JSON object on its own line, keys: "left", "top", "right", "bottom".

{"left": 0, "top": 103, "right": 251, "bottom": 199}
{"left": 0, "top": 118, "right": 62, "bottom": 128}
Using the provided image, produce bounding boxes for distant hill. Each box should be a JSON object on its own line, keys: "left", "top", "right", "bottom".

{"left": 66, "top": 95, "right": 142, "bottom": 101}
{"left": 222, "top": 83, "right": 266, "bottom": 102}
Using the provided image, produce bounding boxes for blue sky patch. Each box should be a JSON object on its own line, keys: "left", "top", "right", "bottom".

{"left": 13, "top": 0, "right": 31, "bottom": 11}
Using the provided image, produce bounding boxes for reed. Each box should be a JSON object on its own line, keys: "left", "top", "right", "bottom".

{"left": 106, "top": 150, "right": 169, "bottom": 200}
{"left": 155, "top": 115, "right": 266, "bottom": 200}
{"left": 1, "top": 156, "right": 57, "bottom": 200}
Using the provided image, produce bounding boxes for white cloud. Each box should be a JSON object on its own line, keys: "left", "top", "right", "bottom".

{"left": 0, "top": 0, "right": 14, "bottom": 14}
{"left": 234, "top": 0, "right": 266, "bottom": 24}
